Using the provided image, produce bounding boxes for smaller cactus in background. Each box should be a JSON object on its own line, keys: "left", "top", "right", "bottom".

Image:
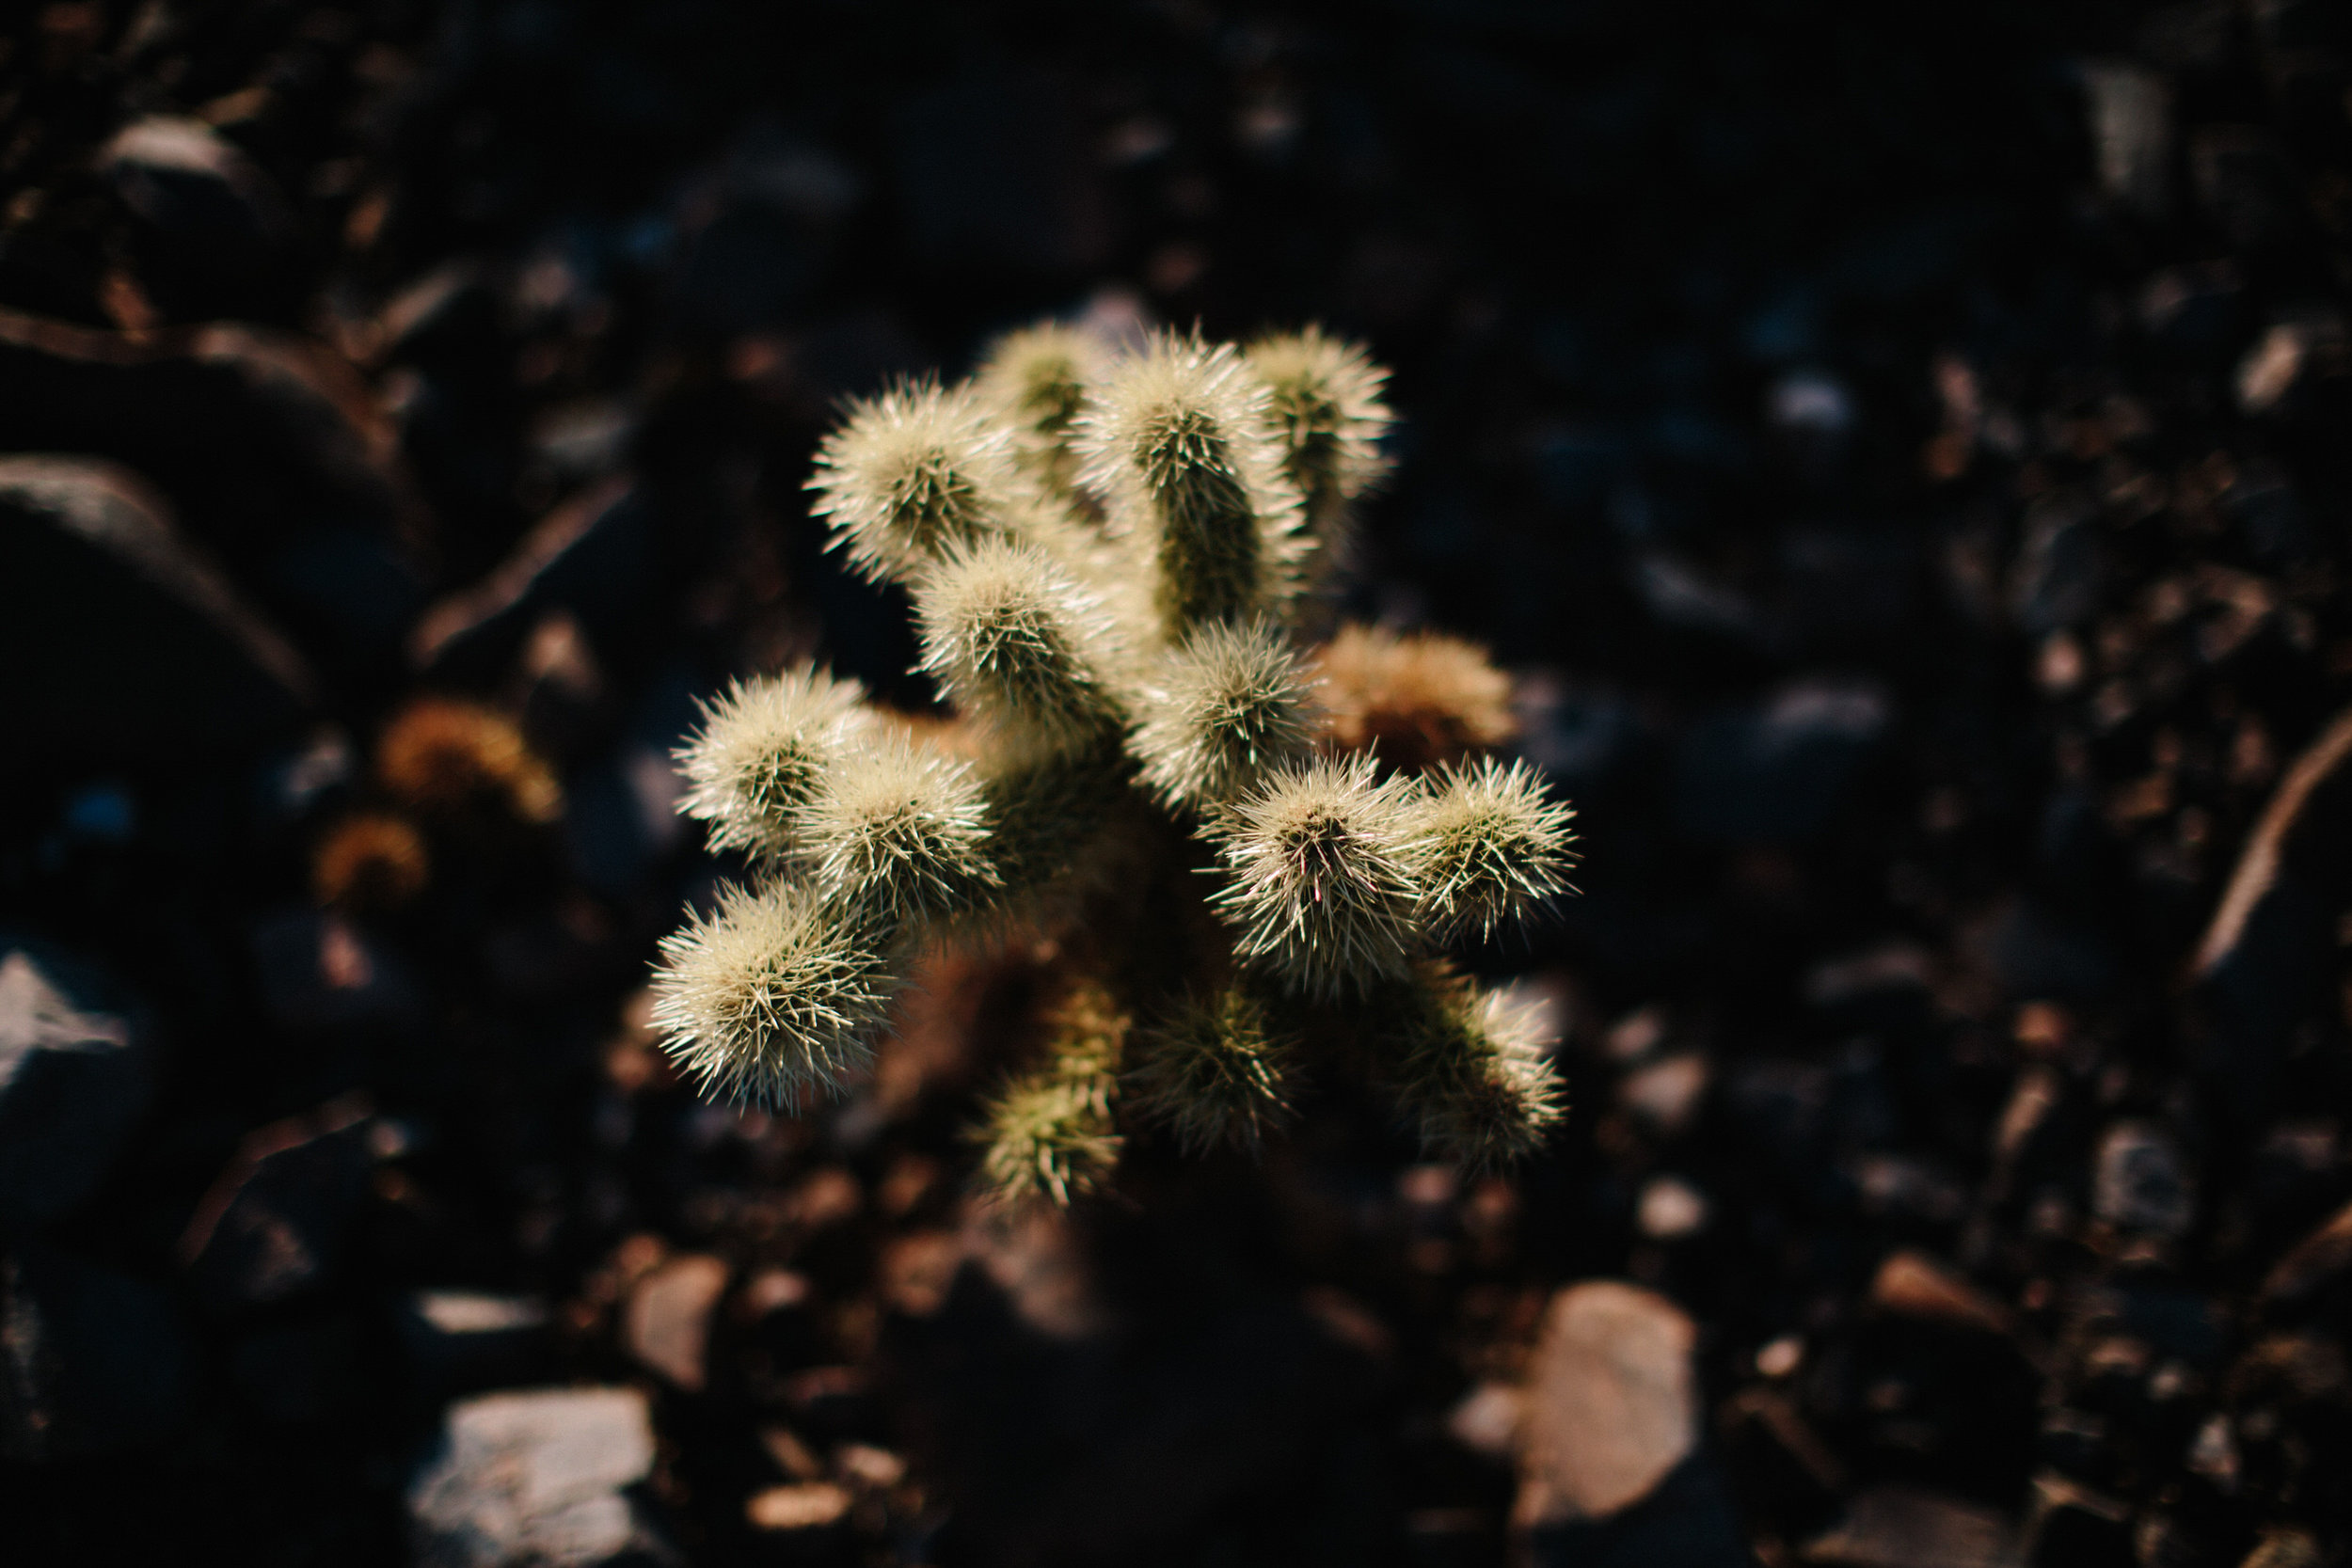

{"left": 652, "top": 326, "right": 1578, "bottom": 1202}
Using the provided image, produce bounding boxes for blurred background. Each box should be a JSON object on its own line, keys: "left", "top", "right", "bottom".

{"left": 3, "top": 1, "right": 2352, "bottom": 1564}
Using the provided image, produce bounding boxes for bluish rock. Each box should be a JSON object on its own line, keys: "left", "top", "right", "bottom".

{"left": 1674, "top": 679, "right": 1892, "bottom": 842}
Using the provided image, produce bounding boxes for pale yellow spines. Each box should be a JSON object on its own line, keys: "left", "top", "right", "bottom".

{"left": 1074, "top": 331, "right": 1307, "bottom": 638}
{"left": 674, "top": 666, "right": 873, "bottom": 856}
{"left": 650, "top": 881, "right": 898, "bottom": 1109}
{"left": 808, "top": 379, "right": 1022, "bottom": 584}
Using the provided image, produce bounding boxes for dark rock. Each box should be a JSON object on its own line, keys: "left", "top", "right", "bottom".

{"left": 1779, "top": 528, "right": 1920, "bottom": 648}
{"left": 1524, "top": 1454, "right": 1756, "bottom": 1568}
{"left": 669, "top": 135, "right": 859, "bottom": 337}
{"left": 2262, "top": 1198, "right": 2352, "bottom": 1305}
{"left": 409, "top": 478, "right": 656, "bottom": 677}
{"left": 2188, "top": 127, "right": 2306, "bottom": 251}
{"left": 0, "top": 942, "right": 153, "bottom": 1229}
{"left": 2137, "top": 261, "right": 2249, "bottom": 363}
{"left": 2091, "top": 1121, "right": 2195, "bottom": 1237}
{"left": 2022, "top": 1473, "right": 2132, "bottom": 1568}
{"left": 99, "top": 118, "right": 296, "bottom": 321}
{"left": 1980, "top": 900, "right": 2116, "bottom": 1003}
{"left": 2008, "top": 499, "right": 2101, "bottom": 636}
{"left": 0, "top": 457, "right": 313, "bottom": 769}
{"left": 179, "top": 1094, "right": 374, "bottom": 1314}
{"left": 407, "top": 1386, "right": 666, "bottom": 1568}
{"left": 0, "top": 309, "right": 427, "bottom": 676}
{"left": 0, "top": 1246, "right": 195, "bottom": 1458}
{"left": 394, "top": 1291, "right": 552, "bottom": 1401}
{"left": 248, "top": 908, "right": 421, "bottom": 1037}
{"left": 1674, "top": 679, "right": 1892, "bottom": 842}
{"left": 228, "top": 1315, "right": 362, "bottom": 1425}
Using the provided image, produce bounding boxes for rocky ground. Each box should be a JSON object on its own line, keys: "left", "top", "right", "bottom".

{"left": 3, "top": 1, "right": 2352, "bottom": 1565}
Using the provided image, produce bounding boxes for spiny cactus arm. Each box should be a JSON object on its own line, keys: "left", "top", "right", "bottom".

{"left": 1130, "top": 618, "right": 1318, "bottom": 812}
{"left": 1124, "top": 983, "right": 1299, "bottom": 1155}
{"left": 970, "top": 738, "right": 1137, "bottom": 914}
{"left": 807, "top": 379, "right": 1021, "bottom": 584}
{"left": 1406, "top": 756, "right": 1579, "bottom": 943}
{"left": 977, "top": 985, "right": 1128, "bottom": 1207}
{"left": 674, "top": 666, "right": 873, "bottom": 856}
{"left": 790, "top": 731, "right": 1001, "bottom": 931}
{"left": 1074, "top": 331, "right": 1305, "bottom": 638}
{"left": 974, "top": 323, "right": 1109, "bottom": 506}
{"left": 649, "top": 881, "right": 900, "bottom": 1110}
{"left": 1382, "top": 965, "right": 1566, "bottom": 1171}
{"left": 1204, "top": 752, "right": 1424, "bottom": 999}
{"left": 1246, "top": 327, "right": 1392, "bottom": 549}
{"left": 912, "top": 534, "right": 1128, "bottom": 751}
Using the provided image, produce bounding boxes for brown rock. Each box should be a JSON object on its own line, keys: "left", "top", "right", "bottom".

{"left": 624, "top": 1253, "right": 729, "bottom": 1391}
{"left": 1513, "top": 1281, "right": 1696, "bottom": 1526}
{"left": 1868, "top": 1250, "right": 2014, "bottom": 1338}
{"left": 1804, "top": 1485, "right": 2022, "bottom": 1568}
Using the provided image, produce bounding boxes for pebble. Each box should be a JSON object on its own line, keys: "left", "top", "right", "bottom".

{"left": 0, "top": 943, "right": 152, "bottom": 1227}
{"left": 1515, "top": 1282, "right": 1697, "bottom": 1524}
{"left": 2092, "top": 1121, "right": 2195, "bottom": 1237}
{"left": 745, "top": 1481, "right": 852, "bottom": 1532}
{"left": 1619, "top": 1053, "right": 1710, "bottom": 1135}
{"left": 407, "top": 1386, "right": 662, "bottom": 1568}
{"left": 625, "top": 1253, "right": 729, "bottom": 1391}
{"left": 1868, "top": 1251, "right": 2015, "bottom": 1338}
{"left": 1636, "top": 1177, "right": 1710, "bottom": 1240}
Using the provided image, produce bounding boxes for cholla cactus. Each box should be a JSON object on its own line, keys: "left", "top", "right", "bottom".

{"left": 652, "top": 325, "right": 1579, "bottom": 1200}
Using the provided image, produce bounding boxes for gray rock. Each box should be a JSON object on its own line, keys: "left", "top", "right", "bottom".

{"left": 2079, "top": 62, "right": 2171, "bottom": 216}
{"left": 0, "top": 942, "right": 152, "bottom": 1227}
{"left": 1515, "top": 1281, "right": 1697, "bottom": 1525}
{"left": 180, "top": 1094, "right": 374, "bottom": 1313}
{"left": 2093, "top": 1120, "right": 2195, "bottom": 1238}
{"left": 0, "top": 458, "right": 313, "bottom": 766}
{"left": 99, "top": 118, "right": 295, "bottom": 319}
{"left": 0, "top": 1246, "right": 194, "bottom": 1458}
{"left": 0, "top": 310, "right": 428, "bottom": 676}
{"left": 407, "top": 1386, "right": 665, "bottom": 1568}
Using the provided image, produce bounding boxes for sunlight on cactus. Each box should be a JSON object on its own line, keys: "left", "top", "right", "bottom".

{"left": 654, "top": 325, "right": 1578, "bottom": 1199}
